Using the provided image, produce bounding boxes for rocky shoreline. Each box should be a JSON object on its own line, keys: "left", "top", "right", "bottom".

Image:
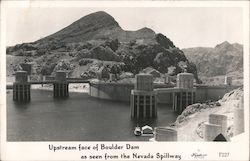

{"left": 7, "top": 81, "right": 89, "bottom": 93}
{"left": 32, "top": 83, "right": 90, "bottom": 93}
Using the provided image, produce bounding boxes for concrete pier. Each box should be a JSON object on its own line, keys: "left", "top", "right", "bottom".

{"left": 53, "top": 71, "right": 69, "bottom": 98}
{"left": 154, "top": 127, "right": 177, "bottom": 141}
{"left": 13, "top": 71, "right": 31, "bottom": 103}
{"left": 172, "top": 90, "right": 196, "bottom": 114}
{"left": 131, "top": 74, "right": 157, "bottom": 119}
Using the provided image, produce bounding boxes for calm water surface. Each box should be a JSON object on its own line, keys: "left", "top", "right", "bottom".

{"left": 7, "top": 89, "right": 178, "bottom": 141}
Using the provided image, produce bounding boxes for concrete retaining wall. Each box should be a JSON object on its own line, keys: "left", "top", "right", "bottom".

{"left": 89, "top": 82, "right": 133, "bottom": 102}
{"left": 233, "top": 108, "right": 244, "bottom": 136}
{"left": 89, "top": 82, "right": 240, "bottom": 103}
{"left": 154, "top": 127, "right": 177, "bottom": 141}
{"left": 89, "top": 82, "right": 172, "bottom": 102}
{"left": 195, "top": 85, "right": 240, "bottom": 102}
{"left": 156, "top": 92, "right": 172, "bottom": 105}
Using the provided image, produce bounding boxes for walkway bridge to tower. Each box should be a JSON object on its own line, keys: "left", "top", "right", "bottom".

{"left": 12, "top": 70, "right": 91, "bottom": 103}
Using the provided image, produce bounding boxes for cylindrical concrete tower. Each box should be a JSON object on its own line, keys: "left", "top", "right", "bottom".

{"left": 154, "top": 127, "right": 177, "bottom": 141}
{"left": 204, "top": 113, "right": 228, "bottom": 141}
{"left": 135, "top": 74, "right": 153, "bottom": 91}
{"left": 96, "top": 73, "right": 102, "bottom": 80}
{"left": 13, "top": 71, "right": 31, "bottom": 103}
{"left": 224, "top": 76, "right": 232, "bottom": 85}
{"left": 209, "top": 114, "right": 227, "bottom": 136}
{"left": 233, "top": 108, "right": 244, "bottom": 136}
{"left": 109, "top": 74, "right": 116, "bottom": 82}
{"left": 15, "top": 71, "right": 28, "bottom": 83}
{"left": 53, "top": 71, "right": 69, "bottom": 98}
{"left": 173, "top": 72, "right": 196, "bottom": 114}
{"left": 131, "top": 74, "right": 157, "bottom": 119}
{"left": 55, "top": 71, "right": 67, "bottom": 82}
{"left": 164, "top": 74, "right": 170, "bottom": 84}
{"left": 233, "top": 96, "right": 244, "bottom": 136}
{"left": 176, "top": 73, "right": 194, "bottom": 89}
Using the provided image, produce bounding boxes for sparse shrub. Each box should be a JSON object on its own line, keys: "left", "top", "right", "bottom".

{"left": 79, "top": 59, "right": 93, "bottom": 66}
{"left": 41, "top": 63, "right": 57, "bottom": 75}
{"left": 6, "top": 47, "right": 14, "bottom": 54}
{"left": 129, "top": 40, "right": 136, "bottom": 46}
{"left": 215, "top": 101, "right": 221, "bottom": 106}
{"left": 155, "top": 33, "right": 175, "bottom": 49}
{"left": 176, "top": 115, "right": 185, "bottom": 124}
{"left": 104, "top": 39, "right": 119, "bottom": 52}
{"left": 52, "top": 60, "right": 75, "bottom": 74}
{"left": 80, "top": 70, "right": 96, "bottom": 79}
{"left": 37, "top": 48, "right": 47, "bottom": 56}
{"left": 77, "top": 49, "right": 91, "bottom": 59}
{"left": 69, "top": 52, "right": 78, "bottom": 57}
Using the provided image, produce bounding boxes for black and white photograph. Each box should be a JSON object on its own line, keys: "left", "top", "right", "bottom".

{"left": 1, "top": 0, "right": 249, "bottom": 160}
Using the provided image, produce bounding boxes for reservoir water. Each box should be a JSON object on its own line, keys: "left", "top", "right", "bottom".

{"left": 7, "top": 89, "right": 178, "bottom": 141}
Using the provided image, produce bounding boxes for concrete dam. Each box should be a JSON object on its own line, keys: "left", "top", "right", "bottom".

{"left": 8, "top": 70, "right": 244, "bottom": 142}
{"left": 11, "top": 70, "right": 240, "bottom": 116}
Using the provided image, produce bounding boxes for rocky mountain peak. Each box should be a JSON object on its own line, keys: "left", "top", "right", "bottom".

{"left": 215, "top": 41, "right": 232, "bottom": 50}
{"left": 137, "top": 27, "right": 155, "bottom": 34}
{"left": 183, "top": 41, "right": 243, "bottom": 80}
{"left": 7, "top": 11, "right": 200, "bottom": 83}
{"left": 217, "top": 41, "right": 230, "bottom": 46}
{"left": 78, "top": 11, "right": 120, "bottom": 28}
{"left": 232, "top": 42, "right": 243, "bottom": 51}
{"left": 41, "top": 11, "right": 121, "bottom": 43}
{"left": 214, "top": 41, "right": 242, "bottom": 56}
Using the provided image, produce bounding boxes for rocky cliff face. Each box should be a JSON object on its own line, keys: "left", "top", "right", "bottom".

{"left": 183, "top": 41, "right": 243, "bottom": 77}
{"left": 7, "top": 11, "right": 200, "bottom": 82}
{"left": 173, "top": 87, "right": 243, "bottom": 141}
{"left": 183, "top": 41, "right": 243, "bottom": 85}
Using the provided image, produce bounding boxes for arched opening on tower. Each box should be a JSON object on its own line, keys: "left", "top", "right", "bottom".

{"left": 213, "top": 133, "right": 227, "bottom": 142}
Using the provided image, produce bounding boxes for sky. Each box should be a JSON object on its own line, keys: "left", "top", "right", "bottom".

{"left": 5, "top": 7, "right": 243, "bottom": 48}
